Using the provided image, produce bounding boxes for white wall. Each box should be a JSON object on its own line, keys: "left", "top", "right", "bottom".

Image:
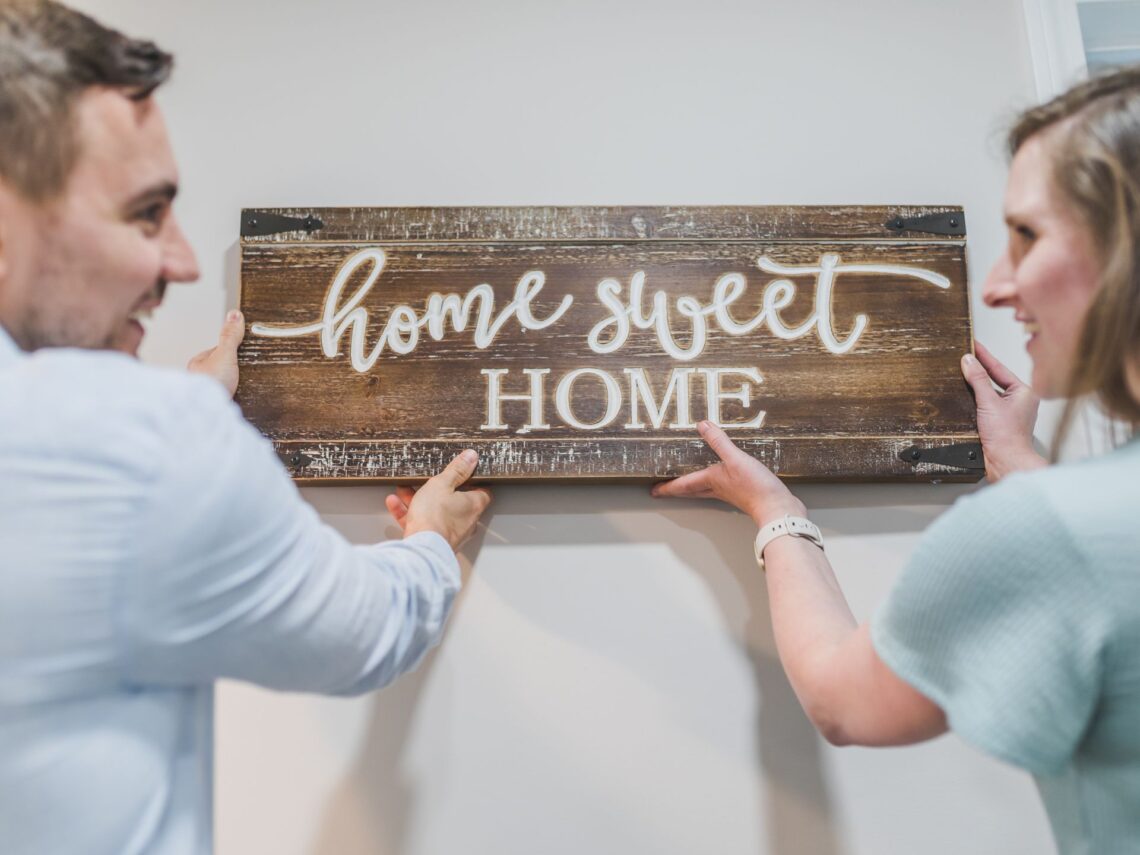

{"left": 76, "top": 1, "right": 1055, "bottom": 852}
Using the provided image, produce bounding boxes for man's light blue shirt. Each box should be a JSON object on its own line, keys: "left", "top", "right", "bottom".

{"left": 0, "top": 326, "right": 460, "bottom": 855}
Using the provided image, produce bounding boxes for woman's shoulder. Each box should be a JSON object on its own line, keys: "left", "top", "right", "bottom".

{"left": 924, "top": 439, "right": 1140, "bottom": 581}
{"left": 995, "top": 440, "right": 1139, "bottom": 543}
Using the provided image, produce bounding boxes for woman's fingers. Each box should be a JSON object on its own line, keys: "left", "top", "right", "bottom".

{"left": 697, "top": 420, "right": 746, "bottom": 463}
{"left": 973, "top": 341, "right": 1025, "bottom": 392}
{"left": 651, "top": 467, "right": 718, "bottom": 498}
{"left": 961, "top": 352, "right": 1002, "bottom": 405}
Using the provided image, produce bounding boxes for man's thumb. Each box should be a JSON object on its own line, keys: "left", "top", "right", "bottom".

{"left": 442, "top": 449, "right": 479, "bottom": 487}
{"left": 219, "top": 310, "right": 245, "bottom": 352}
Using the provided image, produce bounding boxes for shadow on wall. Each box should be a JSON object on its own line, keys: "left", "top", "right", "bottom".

{"left": 301, "top": 481, "right": 970, "bottom": 855}
{"left": 664, "top": 500, "right": 844, "bottom": 855}
{"left": 305, "top": 645, "right": 446, "bottom": 855}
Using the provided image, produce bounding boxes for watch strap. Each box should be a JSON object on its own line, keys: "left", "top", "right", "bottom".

{"left": 754, "top": 514, "right": 824, "bottom": 571}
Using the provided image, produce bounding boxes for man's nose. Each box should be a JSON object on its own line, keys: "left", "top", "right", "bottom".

{"left": 982, "top": 248, "right": 1016, "bottom": 308}
{"left": 162, "top": 215, "right": 200, "bottom": 284}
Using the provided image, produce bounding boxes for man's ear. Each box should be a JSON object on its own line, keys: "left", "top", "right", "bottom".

{"left": 0, "top": 178, "right": 17, "bottom": 284}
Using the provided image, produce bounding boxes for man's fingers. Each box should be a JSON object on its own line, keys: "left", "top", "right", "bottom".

{"left": 219, "top": 310, "right": 245, "bottom": 352}
{"left": 384, "top": 493, "right": 408, "bottom": 527}
{"left": 651, "top": 467, "right": 716, "bottom": 498}
{"left": 440, "top": 449, "right": 479, "bottom": 489}
{"left": 466, "top": 487, "right": 493, "bottom": 513}
{"left": 697, "top": 420, "right": 743, "bottom": 462}
{"left": 961, "top": 352, "right": 1001, "bottom": 405}
{"left": 973, "top": 341, "right": 1024, "bottom": 391}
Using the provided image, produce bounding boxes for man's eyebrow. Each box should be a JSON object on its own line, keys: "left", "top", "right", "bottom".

{"left": 125, "top": 181, "right": 178, "bottom": 209}
{"left": 1003, "top": 206, "right": 1030, "bottom": 227}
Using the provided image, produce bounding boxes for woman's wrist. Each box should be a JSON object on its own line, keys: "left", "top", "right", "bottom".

{"left": 750, "top": 496, "right": 808, "bottom": 528}
{"left": 989, "top": 446, "right": 1048, "bottom": 483}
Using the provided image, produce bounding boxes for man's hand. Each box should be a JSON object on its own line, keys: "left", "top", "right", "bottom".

{"left": 651, "top": 420, "right": 805, "bottom": 525}
{"left": 188, "top": 310, "right": 244, "bottom": 398}
{"left": 961, "top": 342, "right": 1047, "bottom": 483}
{"left": 385, "top": 450, "right": 492, "bottom": 550}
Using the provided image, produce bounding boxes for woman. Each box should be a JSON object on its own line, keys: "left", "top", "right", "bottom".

{"left": 654, "top": 65, "right": 1140, "bottom": 852}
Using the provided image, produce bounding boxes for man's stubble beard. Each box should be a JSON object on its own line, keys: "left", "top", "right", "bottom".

{"left": 17, "top": 299, "right": 120, "bottom": 353}
{"left": 17, "top": 241, "right": 123, "bottom": 353}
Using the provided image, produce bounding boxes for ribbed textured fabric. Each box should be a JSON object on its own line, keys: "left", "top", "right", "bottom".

{"left": 872, "top": 436, "right": 1140, "bottom": 854}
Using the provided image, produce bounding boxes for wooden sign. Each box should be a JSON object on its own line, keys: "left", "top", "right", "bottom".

{"left": 236, "top": 206, "right": 981, "bottom": 483}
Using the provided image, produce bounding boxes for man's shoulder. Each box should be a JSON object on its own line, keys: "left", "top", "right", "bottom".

{"left": 0, "top": 347, "right": 238, "bottom": 473}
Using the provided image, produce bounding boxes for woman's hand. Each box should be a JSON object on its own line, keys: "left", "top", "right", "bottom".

{"left": 651, "top": 420, "right": 805, "bottom": 524}
{"left": 961, "top": 342, "right": 1047, "bottom": 483}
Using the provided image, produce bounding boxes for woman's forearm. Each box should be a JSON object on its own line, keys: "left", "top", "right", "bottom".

{"left": 761, "top": 532, "right": 860, "bottom": 742}
{"left": 759, "top": 522, "right": 947, "bottom": 746}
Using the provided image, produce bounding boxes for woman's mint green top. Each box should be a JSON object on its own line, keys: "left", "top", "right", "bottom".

{"left": 872, "top": 437, "right": 1140, "bottom": 854}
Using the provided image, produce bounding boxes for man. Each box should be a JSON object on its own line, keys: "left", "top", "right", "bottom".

{"left": 0, "top": 2, "right": 490, "bottom": 852}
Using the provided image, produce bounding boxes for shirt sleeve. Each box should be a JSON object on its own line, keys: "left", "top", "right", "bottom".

{"left": 114, "top": 375, "right": 461, "bottom": 696}
{"left": 870, "top": 475, "right": 1109, "bottom": 774}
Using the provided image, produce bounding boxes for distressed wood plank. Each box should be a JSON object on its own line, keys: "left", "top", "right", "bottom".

{"left": 237, "top": 205, "right": 980, "bottom": 482}
{"left": 269, "top": 436, "right": 982, "bottom": 483}
{"left": 239, "top": 205, "right": 966, "bottom": 243}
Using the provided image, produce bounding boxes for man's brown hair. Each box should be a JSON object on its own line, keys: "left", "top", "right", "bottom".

{"left": 0, "top": 0, "right": 172, "bottom": 201}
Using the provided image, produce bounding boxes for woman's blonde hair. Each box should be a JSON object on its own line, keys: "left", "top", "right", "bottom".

{"left": 1009, "top": 66, "right": 1140, "bottom": 449}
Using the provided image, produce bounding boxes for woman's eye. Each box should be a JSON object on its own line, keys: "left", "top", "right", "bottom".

{"left": 1016, "top": 224, "right": 1037, "bottom": 242}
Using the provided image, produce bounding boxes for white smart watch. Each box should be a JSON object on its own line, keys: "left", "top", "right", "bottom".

{"left": 754, "top": 515, "right": 824, "bottom": 571}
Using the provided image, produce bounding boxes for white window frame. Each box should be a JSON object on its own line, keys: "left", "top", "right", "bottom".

{"left": 1022, "top": 0, "right": 1088, "bottom": 98}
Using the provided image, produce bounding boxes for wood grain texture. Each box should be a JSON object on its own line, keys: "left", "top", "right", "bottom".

{"left": 240, "top": 205, "right": 965, "bottom": 243}
{"left": 237, "top": 205, "right": 979, "bottom": 483}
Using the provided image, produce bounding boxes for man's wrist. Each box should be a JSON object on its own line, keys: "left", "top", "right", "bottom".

{"left": 404, "top": 522, "right": 456, "bottom": 550}
{"left": 404, "top": 522, "right": 439, "bottom": 539}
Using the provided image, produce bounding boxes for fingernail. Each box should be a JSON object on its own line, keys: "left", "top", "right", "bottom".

{"left": 227, "top": 310, "right": 242, "bottom": 323}
{"left": 962, "top": 353, "right": 976, "bottom": 365}
{"left": 462, "top": 449, "right": 477, "bottom": 465}
{"left": 698, "top": 420, "right": 710, "bottom": 433}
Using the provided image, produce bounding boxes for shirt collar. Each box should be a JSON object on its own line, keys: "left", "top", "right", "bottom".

{"left": 0, "top": 323, "right": 21, "bottom": 367}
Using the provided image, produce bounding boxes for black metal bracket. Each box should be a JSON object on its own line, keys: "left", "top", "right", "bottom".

{"left": 884, "top": 211, "right": 966, "bottom": 237}
{"left": 898, "top": 441, "right": 985, "bottom": 471}
{"left": 278, "top": 448, "right": 313, "bottom": 468}
{"left": 241, "top": 211, "right": 324, "bottom": 238}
